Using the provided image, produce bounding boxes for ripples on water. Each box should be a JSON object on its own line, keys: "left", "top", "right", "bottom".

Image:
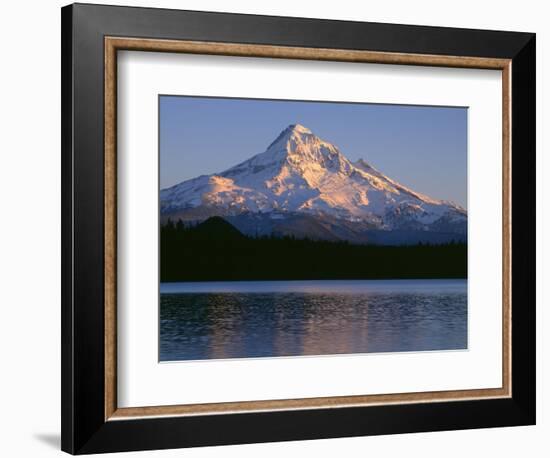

{"left": 160, "top": 280, "right": 467, "bottom": 361}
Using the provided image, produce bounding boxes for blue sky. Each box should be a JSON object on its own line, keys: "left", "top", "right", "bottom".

{"left": 160, "top": 96, "right": 467, "bottom": 208}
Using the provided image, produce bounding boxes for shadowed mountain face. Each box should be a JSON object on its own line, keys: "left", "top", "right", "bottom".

{"left": 161, "top": 124, "right": 467, "bottom": 245}
{"left": 190, "top": 216, "right": 246, "bottom": 241}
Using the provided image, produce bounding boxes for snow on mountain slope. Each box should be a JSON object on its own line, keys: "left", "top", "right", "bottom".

{"left": 160, "top": 124, "right": 466, "bottom": 240}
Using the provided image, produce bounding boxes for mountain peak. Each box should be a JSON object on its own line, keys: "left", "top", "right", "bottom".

{"left": 287, "top": 123, "right": 312, "bottom": 134}
{"left": 266, "top": 123, "right": 353, "bottom": 175}
{"left": 267, "top": 123, "right": 315, "bottom": 150}
{"left": 160, "top": 124, "right": 467, "bottom": 241}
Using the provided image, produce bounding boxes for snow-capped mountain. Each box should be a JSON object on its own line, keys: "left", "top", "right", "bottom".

{"left": 161, "top": 124, "right": 466, "bottom": 245}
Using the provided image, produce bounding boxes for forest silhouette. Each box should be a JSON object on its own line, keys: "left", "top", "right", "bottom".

{"left": 161, "top": 216, "right": 467, "bottom": 282}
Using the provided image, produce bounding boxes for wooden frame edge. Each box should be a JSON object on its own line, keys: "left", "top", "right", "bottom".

{"left": 106, "top": 36, "right": 510, "bottom": 69}
{"left": 502, "top": 61, "right": 512, "bottom": 401}
{"left": 105, "top": 38, "right": 118, "bottom": 420}
{"left": 103, "top": 36, "right": 512, "bottom": 421}
{"left": 109, "top": 388, "right": 510, "bottom": 420}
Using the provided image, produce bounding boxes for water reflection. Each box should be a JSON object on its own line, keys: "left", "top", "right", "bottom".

{"left": 160, "top": 280, "right": 467, "bottom": 361}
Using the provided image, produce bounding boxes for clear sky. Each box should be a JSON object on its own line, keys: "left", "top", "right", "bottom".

{"left": 160, "top": 95, "right": 467, "bottom": 208}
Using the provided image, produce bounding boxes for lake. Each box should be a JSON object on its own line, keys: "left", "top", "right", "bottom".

{"left": 160, "top": 279, "right": 467, "bottom": 361}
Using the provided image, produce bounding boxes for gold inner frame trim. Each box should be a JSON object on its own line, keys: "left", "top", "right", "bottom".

{"left": 104, "top": 36, "right": 512, "bottom": 421}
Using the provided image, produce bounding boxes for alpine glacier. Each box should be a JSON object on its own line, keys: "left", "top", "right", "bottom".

{"left": 160, "top": 124, "right": 467, "bottom": 245}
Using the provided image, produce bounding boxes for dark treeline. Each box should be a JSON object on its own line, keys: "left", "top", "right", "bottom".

{"left": 161, "top": 217, "right": 467, "bottom": 282}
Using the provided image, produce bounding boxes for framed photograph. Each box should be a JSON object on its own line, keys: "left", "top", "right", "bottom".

{"left": 61, "top": 3, "right": 536, "bottom": 454}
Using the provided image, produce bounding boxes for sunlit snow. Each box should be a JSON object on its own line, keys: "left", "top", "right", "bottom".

{"left": 160, "top": 124, "right": 466, "bottom": 232}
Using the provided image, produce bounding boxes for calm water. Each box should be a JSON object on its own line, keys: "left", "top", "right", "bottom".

{"left": 160, "top": 280, "right": 467, "bottom": 361}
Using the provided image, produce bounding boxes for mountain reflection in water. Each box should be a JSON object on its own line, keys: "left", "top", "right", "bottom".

{"left": 160, "top": 280, "right": 467, "bottom": 361}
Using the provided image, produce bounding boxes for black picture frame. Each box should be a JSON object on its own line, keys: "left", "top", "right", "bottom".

{"left": 61, "top": 3, "right": 535, "bottom": 454}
